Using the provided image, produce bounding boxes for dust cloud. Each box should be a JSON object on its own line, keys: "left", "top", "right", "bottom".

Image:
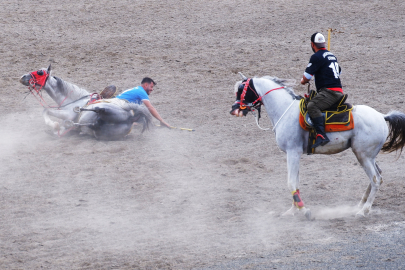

{"left": 2, "top": 0, "right": 405, "bottom": 268}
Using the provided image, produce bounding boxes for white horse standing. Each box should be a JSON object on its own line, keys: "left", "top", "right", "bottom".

{"left": 20, "top": 65, "right": 152, "bottom": 139}
{"left": 230, "top": 75, "right": 405, "bottom": 219}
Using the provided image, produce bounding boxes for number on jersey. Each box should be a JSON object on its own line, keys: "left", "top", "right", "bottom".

{"left": 329, "top": 62, "right": 340, "bottom": 79}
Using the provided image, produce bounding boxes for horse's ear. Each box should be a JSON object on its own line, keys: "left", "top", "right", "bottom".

{"left": 47, "top": 64, "right": 52, "bottom": 74}
{"left": 238, "top": 72, "right": 247, "bottom": 81}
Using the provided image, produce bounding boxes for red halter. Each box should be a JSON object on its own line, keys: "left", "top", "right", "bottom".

{"left": 27, "top": 69, "right": 72, "bottom": 108}
{"left": 29, "top": 69, "right": 49, "bottom": 93}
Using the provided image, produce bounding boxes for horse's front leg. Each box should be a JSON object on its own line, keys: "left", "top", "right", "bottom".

{"left": 42, "top": 108, "right": 60, "bottom": 131}
{"left": 282, "top": 149, "right": 312, "bottom": 220}
{"left": 42, "top": 108, "right": 78, "bottom": 133}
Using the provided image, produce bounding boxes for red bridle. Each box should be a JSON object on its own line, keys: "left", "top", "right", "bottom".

{"left": 239, "top": 78, "right": 254, "bottom": 109}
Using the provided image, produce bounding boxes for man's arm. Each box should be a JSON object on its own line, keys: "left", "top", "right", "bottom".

{"left": 301, "top": 72, "right": 313, "bottom": 85}
{"left": 143, "top": 100, "right": 171, "bottom": 128}
{"left": 301, "top": 54, "right": 318, "bottom": 85}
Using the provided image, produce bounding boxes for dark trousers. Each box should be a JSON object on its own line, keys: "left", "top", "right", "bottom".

{"left": 307, "top": 88, "right": 344, "bottom": 119}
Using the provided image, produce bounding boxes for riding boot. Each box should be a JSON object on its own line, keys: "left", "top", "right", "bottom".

{"left": 311, "top": 116, "right": 330, "bottom": 148}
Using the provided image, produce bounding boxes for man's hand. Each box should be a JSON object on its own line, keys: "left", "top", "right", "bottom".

{"left": 160, "top": 121, "right": 171, "bottom": 129}
{"left": 301, "top": 75, "right": 310, "bottom": 85}
{"left": 143, "top": 100, "right": 171, "bottom": 128}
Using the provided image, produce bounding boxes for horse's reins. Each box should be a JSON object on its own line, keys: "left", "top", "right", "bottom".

{"left": 26, "top": 70, "right": 82, "bottom": 137}
{"left": 240, "top": 78, "right": 294, "bottom": 132}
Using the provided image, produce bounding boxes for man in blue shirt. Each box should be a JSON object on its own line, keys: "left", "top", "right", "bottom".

{"left": 300, "top": 32, "right": 344, "bottom": 148}
{"left": 116, "top": 77, "right": 171, "bottom": 128}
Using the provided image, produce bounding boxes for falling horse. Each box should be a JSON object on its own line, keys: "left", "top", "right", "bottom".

{"left": 230, "top": 74, "right": 405, "bottom": 219}
{"left": 20, "top": 65, "right": 152, "bottom": 140}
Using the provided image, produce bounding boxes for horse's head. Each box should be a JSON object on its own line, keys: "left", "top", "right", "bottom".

{"left": 230, "top": 74, "right": 299, "bottom": 117}
{"left": 20, "top": 64, "right": 52, "bottom": 92}
{"left": 20, "top": 65, "right": 90, "bottom": 107}
{"left": 230, "top": 73, "right": 260, "bottom": 117}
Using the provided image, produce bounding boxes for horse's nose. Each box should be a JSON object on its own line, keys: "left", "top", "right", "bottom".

{"left": 19, "top": 75, "right": 29, "bottom": 86}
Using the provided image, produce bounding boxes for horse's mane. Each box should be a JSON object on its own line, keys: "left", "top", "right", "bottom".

{"left": 261, "top": 75, "right": 297, "bottom": 92}
{"left": 261, "top": 76, "right": 303, "bottom": 100}
{"left": 51, "top": 76, "right": 90, "bottom": 101}
{"left": 234, "top": 75, "right": 301, "bottom": 100}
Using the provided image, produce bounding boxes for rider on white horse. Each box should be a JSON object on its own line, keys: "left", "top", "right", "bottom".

{"left": 300, "top": 32, "right": 344, "bottom": 148}
{"left": 116, "top": 77, "right": 171, "bottom": 129}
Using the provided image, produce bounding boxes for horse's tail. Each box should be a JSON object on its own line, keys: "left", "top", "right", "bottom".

{"left": 140, "top": 113, "right": 153, "bottom": 133}
{"left": 382, "top": 111, "right": 405, "bottom": 153}
{"left": 124, "top": 102, "right": 153, "bottom": 133}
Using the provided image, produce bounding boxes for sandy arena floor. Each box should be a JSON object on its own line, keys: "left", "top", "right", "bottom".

{"left": 1, "top": 0, "right": 405, "bottom": 269}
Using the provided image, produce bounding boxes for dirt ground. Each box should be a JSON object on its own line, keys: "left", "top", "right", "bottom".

{"left": 1, "top": 0, "right": 405, "bottom": 269}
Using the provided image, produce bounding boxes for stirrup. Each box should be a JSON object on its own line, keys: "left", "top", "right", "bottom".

{"left": 292, "top": 190, "right": 304, "bottom": 208}
{"left": 312, "top": 134, "right": 330, "bottom": 148}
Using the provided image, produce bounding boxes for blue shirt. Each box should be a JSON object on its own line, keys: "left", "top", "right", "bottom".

{"left": 305, "top": 49, "right": 342, "bottom": 91}
{"left": 116, "top": 86, "right": 149, "bottom": 104}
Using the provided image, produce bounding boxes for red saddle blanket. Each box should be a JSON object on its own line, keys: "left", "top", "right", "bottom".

{"left": 298, "top": 93, "right": 355, "bottom": 132}
{"left": 299, "top": 110, "right": 354, "bottom": 132}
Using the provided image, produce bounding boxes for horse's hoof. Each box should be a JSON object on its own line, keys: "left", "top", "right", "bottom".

{"left": 303, "top": 208, "right": 313, "bottom": 221}
{"left": 356, "top": 205, "right": 371, "bottom": 218}
{"left": 63, "top": 120, "right": 74, "bottom": 128}
{"left": 45, "top": 129, "right": 59, "bottom": 137}
{"left": 355, "top": 210, "right": 366, "bottom": 218}
{"left": 53, "top": 122, "right": 60, "bottom": 131}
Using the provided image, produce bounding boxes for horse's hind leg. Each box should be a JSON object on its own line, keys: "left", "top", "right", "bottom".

{"left": 355, "top": 157, "right": 383, "bottom": 216}
{"left": 358, "top": 183, "right": 371, "bottom": 209}
{"left": 357, "top": 162, "right": 383, "bottom": 209}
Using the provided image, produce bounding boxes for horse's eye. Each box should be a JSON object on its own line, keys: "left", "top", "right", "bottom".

{"left": 37, "top": 70, "right": 44, "bottom": 76}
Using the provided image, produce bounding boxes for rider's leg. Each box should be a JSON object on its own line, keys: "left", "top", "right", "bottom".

{"left": 308, "top": 88, "right": 343, "bottom": 148}
{"left": 311, "top": 115, "right": 330, "bottom": 148}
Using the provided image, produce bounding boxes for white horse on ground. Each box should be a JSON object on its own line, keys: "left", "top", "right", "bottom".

{"left": 20, "top": 65, "right": 152, "bottom": 139}
{"left": 230, "top": 74, "right": 405, "bottom": 219}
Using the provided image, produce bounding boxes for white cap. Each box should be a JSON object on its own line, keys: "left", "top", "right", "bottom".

{"left": 313, "top": 33, "right": 325, "bottom": 43}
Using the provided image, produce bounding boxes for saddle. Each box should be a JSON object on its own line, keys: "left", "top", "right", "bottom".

{"left": 100, "top": 85, "right": 117, "bottom": 99}
{"left": 299, "top": 90, "right": 354, "bottom": 154}
{"left": 87, "top": 85, "right": 117, "bottom": 105}
{"left": 299, "top": 90, "right": 354, "bottom": 132}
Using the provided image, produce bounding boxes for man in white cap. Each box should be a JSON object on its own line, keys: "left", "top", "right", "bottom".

{"left": 301, "top": 32, "right": 344, "bottom": 148}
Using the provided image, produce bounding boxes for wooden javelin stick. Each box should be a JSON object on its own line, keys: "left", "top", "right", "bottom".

{"left": 156, "top": 125, "right": 195, "bottom": 131}
{"left": 170, "top": 126, "right": 195, "bottom": 131}
{"left": 327, "top": 28, "right": 332, "bottom": 50}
